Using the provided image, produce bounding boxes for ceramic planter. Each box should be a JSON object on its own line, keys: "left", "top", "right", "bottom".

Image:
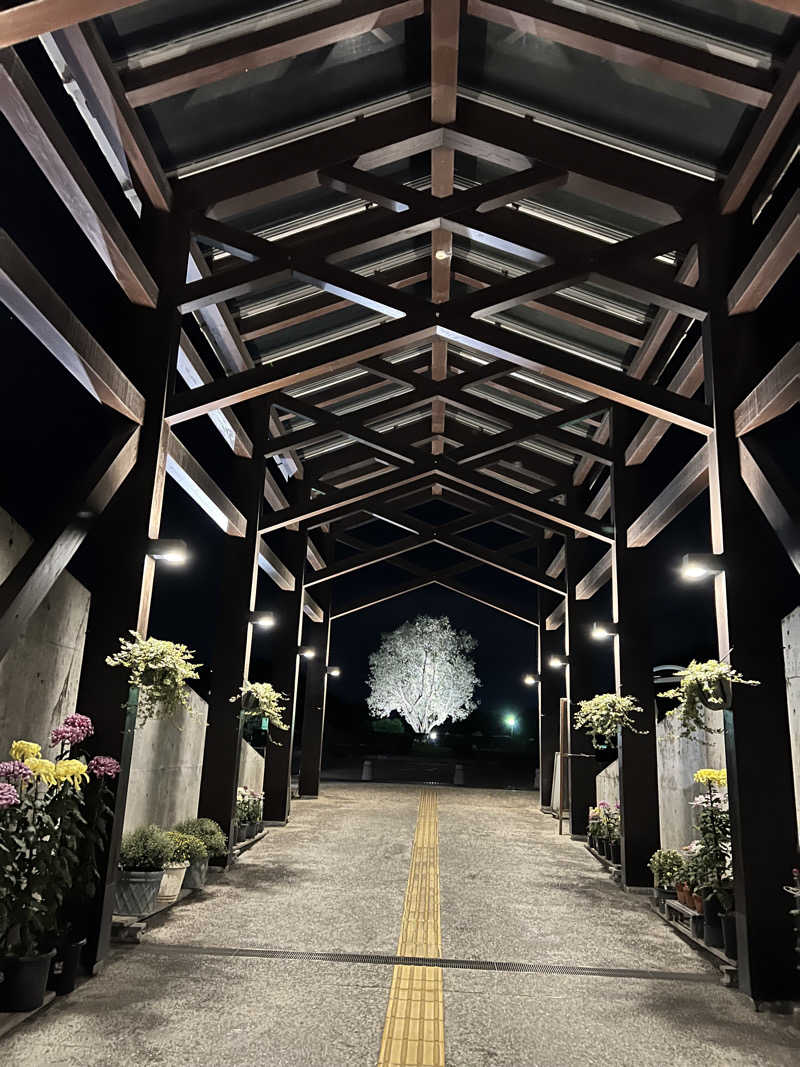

{"left": 183, "top": 857, "right": 209, "bottom": 890}
{"left": 0, "top": 950, "right": 56, "bottom": 1012}
{"left": 155, "top": 862, "right": 189, "bottom": 908}
{"left": 115, "top": 869, "right": 164, "bottom": 916}
{"left": 47, "top": 938, "right": 87, "bottom": 996}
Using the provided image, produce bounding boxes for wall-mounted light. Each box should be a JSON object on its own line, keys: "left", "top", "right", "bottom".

{"left": 591, "top": 622, "right": 619, "bottom": 641}
{"left": 251, "top": 611, "right": 276, "bottom": 630}
{"left": 434, "top": 248, "right": 451, "bottom": 261}
{"left": 326, "top": 666, "right": 341, "bottom": 678}
{"left": 522, "top": 673, "right": 539, "bottom": 686}
{"left": 679, "top": 553, "right": 725, "bottom": 582}
{"left": 299, "top": 646, "right": 316, "bottom": 660}
{"left": 147, "top": 538, "right": 189, "bottom": 565}
{"left": 548, "top": 654, "right": 568, "bottom": 669}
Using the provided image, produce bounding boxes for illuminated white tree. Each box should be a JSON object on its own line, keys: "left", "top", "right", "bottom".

{"left": 367, "top": 615, "right": 480, "bottom": 734}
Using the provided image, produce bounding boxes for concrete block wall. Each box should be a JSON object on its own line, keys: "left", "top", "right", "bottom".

{"left": 238, "top": 738, "right": 265, "bottom": 794}
{"left": 122, "top": 687, "right": 209, "bottom": 832}
{"left": 0, "top": 508, "right": 90, "bottom": 758}
{"left": 782, "top": 606, "right": 800, "bottom": 840}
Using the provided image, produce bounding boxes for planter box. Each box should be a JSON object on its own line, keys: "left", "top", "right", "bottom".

{"left": 155, "top": 863, "right": 189, "bottom": 908}
{"left": 183, "top": 858, "right": 209, "bottom": 890}
{"left": 115, "top": 870, "right": 164, "bottom": 917}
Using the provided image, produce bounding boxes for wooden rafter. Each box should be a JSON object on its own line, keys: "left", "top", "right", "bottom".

{"left": 0, "top": 1, "right": 146, "bottom": 48}
{"left": 734, "top": 343, "right": 800, "bottom": 437}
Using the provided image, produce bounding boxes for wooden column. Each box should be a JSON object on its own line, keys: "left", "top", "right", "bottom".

{"left": 610, "top": 406, "right": 660, "bottom": 888}
{"left": 74, "top": 206, "right": 189, "bottom": 969}
{"left": 298, "top": 575, "right": 332, "bottom": 798}
{"left": 701, "top": 218, "right": 799, "bottom": 1003}
{"left": 564, "top": 527, "right": 598, "bottom": 836}
{"left": 538, "top": 583, "right": 564, "bottom": 811}
{"left": 197, "top": 408, "right": 266, "bottom": 855}
{"left": 262, "top": 487, "right": 308, "bottom": 823}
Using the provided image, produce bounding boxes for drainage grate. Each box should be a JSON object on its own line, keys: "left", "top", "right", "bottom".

{"left": 134, "top": 943, "right": 713, "bottom": 983}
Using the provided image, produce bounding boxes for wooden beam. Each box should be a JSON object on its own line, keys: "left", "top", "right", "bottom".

{"left": 721, "top": 42, "right": 800, "bottom": 215}
{"left": 186, "top": 242, "right": 253, "bottom": 374}
{"left": 0, "top": 48, "right": 157, "bottom": 306}
{"left": 431, "top": 0, "right": 460, "bottom": 124}
{"left": 738, "top": 436, "right": 800, "bottom": 577}
{"left": 627, "top": 444, "right": 709, "bottom": 548}
{"left": 435, "top": 579, "right": 538, "bottom": 625}
{"left": 546, "top": 599, "right": 566, "bottom": 630}
{"left": 0, "top": 230, "right": 145, "bottom": 423}
{"left": 0, "top": 1, "right": 147, "bottom": 47}
{"left": 176, "top": 329, "right": 252, "bottom": 456}
{"left": 575, "top": 549, "right": 612, "bottom": 600}
{"left": 436, "top": 534, "right": 566, "bottom": 595}
{"left": 734, "top": 342, "right": 800, "bottom": 436}
{"left": 305, "top": 533, "right": 433, "bottom": 586}
{"left": 166, "top": 433, "right": 247, "bottom": 537}
{"left": 303, "top": 591, "right": 324, "bottom": 623}
{"left": 0, "top": 425, "right": 139, "bottom": 660}
{"left": 257, "top": 538, "right": 294, "bottom": 590}
{"left": 469, "top": 0, "right": 773, "bottom": 107}
{"left": 728, "top": 191, "right": 800, "bottom": 314}
{"left": 625, "top": 339, "right": 703, "bottom": 465}
{"left": 333, "top": 577, "right": 433, "bottom": 619}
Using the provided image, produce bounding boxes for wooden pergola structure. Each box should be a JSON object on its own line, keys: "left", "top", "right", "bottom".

{"left": 1, "top": 0, "right": 798, "bottom": 1003}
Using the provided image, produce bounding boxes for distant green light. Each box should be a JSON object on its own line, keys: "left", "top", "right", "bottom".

{"left": 504, "top": 714, "right": 517, "bottom": 727}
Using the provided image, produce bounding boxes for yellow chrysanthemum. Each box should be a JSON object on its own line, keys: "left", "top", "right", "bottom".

{"left": 24, "top": 757, "right": 58, "bottom": 785}
{"left": 54, "top": 759, "right": 90, "bottom": 789}
{"left": 694, "top": 768, "right": 727, "bottom": 787}
{"left": 10, "top": 740, "right": 41, "bottom": 761}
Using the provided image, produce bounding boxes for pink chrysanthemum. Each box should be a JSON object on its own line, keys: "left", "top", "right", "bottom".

{"left": 50, "top": 713, "right": 94, "bottom": 747}
{"left": 87, "top": 755, "right": 121, "bottom": 779}
{"left": 0, "top": 782, "right": 20, "bottom": 808}
{"left": 0, "top": 760, "right": 33, "bottom": 782}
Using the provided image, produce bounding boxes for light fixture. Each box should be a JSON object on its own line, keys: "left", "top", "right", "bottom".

{"left": 434, "top": 248, "right": 450, "bottom": 261}
{"left": 591, "top": 622, "right": 619, "bottom": 641}
{"left": 522, "top": 673, "right": 539, "bottom": 686}
{"left": 147, "top": 538, "right": 189, "bottom": 565}
{"left": 326, "top": 666, "right": 341, "bottom": 678}
{"left": 251, "top": 611, "right": 276, "bottom": 630}
{"left": 299, "top": 646, "right": 316, "bottom": 659}
{"left": 429, "top": 730, "right": 439, "bottom": 741}
{"left": 679, "top": 552, "right": 725, "bottom": 582}
{"left": 548, "top": 654, "right": 568, "bottom": 669}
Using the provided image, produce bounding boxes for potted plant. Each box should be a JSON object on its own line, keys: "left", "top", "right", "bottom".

{"left": 691, "top": 769, "right": 730, "bottom": 950}
{"left": 647, "top": 850, "right": 685, "bottom": 913}
{"left": 174, "top": 817, "right": 228, "bottom": 866}
{"left": 606, "top": 807, "right": 621, "bottom": 865}
{"left": 574, "top": 693, "right": 647, "bottom": 750}
{"left": 231, "top": 681, "right": 289, "bottom": 747}
{"left": 593, "top": 802, "right": 611, "bottom": 856}
{"left": 587, "top": 806, "right": 603, "bottom": 851}
{"left": 155, "top": 834, "right": 190, "bottom": 909}
{"left": 116, "top": 825, "right": 173, "bottom": 916}
{"left": 679, "top": 842, "right": 703, "bottom": 909}
{"left": 661, "top": 660, "right": 758, "bottom": 740}
{"left": 106, "top": 632, "right": 201, "bottom": 724}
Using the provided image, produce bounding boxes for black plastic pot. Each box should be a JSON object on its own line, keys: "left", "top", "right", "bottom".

{"left": 0, "top": 950, "right": 56, "bottom": 1012}
{"left": 610, "top": 840, "right": 621, "bottom": 865}
{"left": 721, "top": 912, "right": 738, "bottom": 960}
{"left": 47, "top": 939, "right": 86, "bottom": 996}
{"left": 702, "top": 893, "right": 724, "bottom": 949}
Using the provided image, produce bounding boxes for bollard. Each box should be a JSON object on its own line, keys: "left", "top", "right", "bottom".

{"left": 361, "top": 759, "right": 373, "bottom": 781}
{"left": 454, "top": 763, "right": 464, "bottom": 786}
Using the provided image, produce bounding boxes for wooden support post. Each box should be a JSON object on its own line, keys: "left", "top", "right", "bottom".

{"left": 298, "top": 567, "right": 332, "bottom": 799}
{"left": 73, "top": 207, "right": 189, "bottom": 970}
{"left": 197, "top": 408, "right": 266, "bottom": 856}
{"left": 262, "top": 484, "right": 308, "bottom": 823}
{"left": 557, "top": 697, "right": 569, "bottom": 836}
{"left": 610, "top": 406, "right": 660, "bottom": 889}
{"left": 700, "top": 218, "right": 799, "bottom": 1004}
{"left": 538, "top": 584, "right": 563, "bottom": 810}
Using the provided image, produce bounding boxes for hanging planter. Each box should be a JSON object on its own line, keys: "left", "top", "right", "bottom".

{"left": 231, "top": 681, "right": 289, "bottom": 744}
{"left": 660, "top": 660, "right": 757, "bottom": 740}
{"left": 106, "top": 632, "right": 201, "bottom": 725}
{"left": 574, "top": 693, "right": 647, "bottom": 750}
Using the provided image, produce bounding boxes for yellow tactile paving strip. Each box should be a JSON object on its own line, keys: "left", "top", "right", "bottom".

{"left": 377, "top": 789, "right": 445, "bottom": 1067}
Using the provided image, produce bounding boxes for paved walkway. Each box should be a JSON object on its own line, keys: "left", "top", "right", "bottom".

{"left": 5, "top": 784, "right": 799, "bottom": 1065}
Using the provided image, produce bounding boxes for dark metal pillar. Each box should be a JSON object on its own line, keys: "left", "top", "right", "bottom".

{"left": 538, "top": 577, "right": 565, "bottom": 810}
{"left": 610, "top": 406, "right": 660, "bottom": 888}
{"left": 701, "top": 217, "right": 799, "bottom": 1003}
{"left": 197, "top": 408, "right": 266, "bottom": 856}
{"left": 298, "top": 577, "right": 332, "bottom": 798}
{"left": 74, "top": 206, "right": 189, "bottom": 969}
{"left": 262, "top": 490, "right": 307, "bottom": 823}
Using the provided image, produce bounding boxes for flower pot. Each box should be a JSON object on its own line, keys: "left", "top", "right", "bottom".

{"left": 155, "top": 862, "right": 189, "bottom": 908}
{"left": 692, "top": 893, "right": 704, "bottom": 914}
{"left": 676, "top": 883, "right": 690, "bottom": 907}
{"left": 115, "top": 869, "right": 164, "bottom": 917}
{"left": 702, "top": 894, "right": 724, "bottom": 949}
{"left": 0, "top": 950, "right": 56, "bottom": 1012}
{"left": 721, "top": 912, "right": 738, "bottom": 960}
{"left": 183, "top": 857, "right": 209, "bottom": 890}
{"left": 235, "top": 824, "right": 247, "bottom": 843}
{"left": 610, "top": 840, "right": 621, "bottom": 865}
{"left": 587, "top": 834, "right": 595, "bottom": 851}
{"left": 47, "top": 939, "right": 86, "bottom": 996}
{"left": 597, "top": 838, "right": 608, "bottom": 858}
{"left": 701, "top": 675, "right": 733, "bottom": 712}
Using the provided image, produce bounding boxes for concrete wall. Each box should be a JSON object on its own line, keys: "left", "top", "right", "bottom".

{"left": 122, "top": 687, "right": 209, "bottom": 832}
{"left": 238, "top": 738, "right": 265, "bottom": 794}
{"left": 0, "top": 508, "right": 90, "bottom": 757}
{"left": 783, "top": 606, "right": 800, "bottom": 840}
{"left": 592, "top": 712, "right": 726, "bottom": 849}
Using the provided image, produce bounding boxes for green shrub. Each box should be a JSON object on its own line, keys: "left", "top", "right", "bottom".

{"left": 166, "top": 831, "right": 207, "bottom": 864}
{"left": 647, "top": 848, "right": 685, "bottom": 888}
{"left": 173, "top": 817, "right": 227, "bottom": 858}
{"left": 119, "top": 825, "right": 174, "bottom": 871}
